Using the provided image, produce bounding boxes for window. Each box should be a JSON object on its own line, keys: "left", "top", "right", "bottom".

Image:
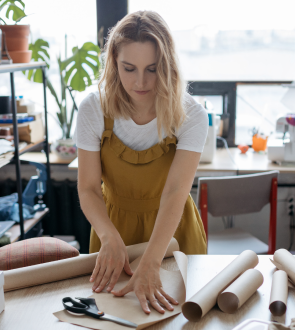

{"left": 129, "top": 0, "right": 295, "bottom": 145}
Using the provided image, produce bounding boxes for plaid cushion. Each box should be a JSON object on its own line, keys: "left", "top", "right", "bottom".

{"left": 0, "top": 237, "right": 79, "bottom": 270}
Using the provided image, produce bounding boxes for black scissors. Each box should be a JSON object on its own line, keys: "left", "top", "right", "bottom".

{"left": 62, "top": 297, "right": 137, "bottom": 328}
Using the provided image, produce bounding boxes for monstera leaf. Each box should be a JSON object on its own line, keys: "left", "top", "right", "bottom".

{"left": 60, "top": 42, "right": 100, "bottom": 92}
{"left": 0, "top": 0, "right": 25, "bottom": 22}
{"left": 23, "top": 39, "right": 50, "bottom": 83}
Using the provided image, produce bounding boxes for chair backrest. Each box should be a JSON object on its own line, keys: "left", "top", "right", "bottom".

{"left": 196, "top": 171, "right": 279, "bottom": 217}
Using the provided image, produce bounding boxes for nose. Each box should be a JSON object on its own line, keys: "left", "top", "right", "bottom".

{"left": 135, "top": 71, "right": 146, "bottom": 89}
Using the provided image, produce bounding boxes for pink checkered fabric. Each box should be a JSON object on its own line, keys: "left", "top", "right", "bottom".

{"left": 0, "top": 237, "right": 79, "bottom": 270}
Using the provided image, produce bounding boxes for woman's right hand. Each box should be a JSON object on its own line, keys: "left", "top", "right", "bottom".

{"left": 90, "top": 233, "right": 133, "bottom": 293}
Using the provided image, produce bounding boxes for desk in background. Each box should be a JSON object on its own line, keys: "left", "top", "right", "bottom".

{"left": 1, "top": 255, "right": 294, "bottom": 329}
{"left": 68, "top": 148, "right": 295, "bottom": 184}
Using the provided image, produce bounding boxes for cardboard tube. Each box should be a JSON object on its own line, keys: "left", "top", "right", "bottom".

{"left": 269, "top": 270, "right": 288, "bottom": 316}
{"left": 4, "top": 237, "right": 179, "bottom": 292}
{"left": 217, "top": 269, "right": 263, "bottom": 314}
{"left": 271, "top": 249, "right": 295, "bottom": 284}
{"left": 182, "top": 250, "right": 258, "bottom": 322}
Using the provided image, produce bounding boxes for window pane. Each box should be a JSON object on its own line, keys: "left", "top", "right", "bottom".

{"left": 129, "top": 0, "right": 295, "bottom": 81}
{"left": 235, "top": 85, "right": 292, "bottom": 145}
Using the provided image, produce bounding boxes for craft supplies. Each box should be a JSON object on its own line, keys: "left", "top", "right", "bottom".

{"left": 3, "top": 237, "right": 179, "bottom": 292}
{"left": 217, "top": 269, "right": 263, "bottom": 314}
{"left": 182, "top": 250, "right": 259, "bottom": 322}
{"left": 269, "top": 270, "right": 288, "bottom": 316}
{"left": 62, "top": 297, "right": 138, "bottom": 328}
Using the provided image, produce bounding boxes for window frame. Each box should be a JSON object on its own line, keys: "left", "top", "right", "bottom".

{"left": 187, "top": 81, "right": 293, "bottom": 147}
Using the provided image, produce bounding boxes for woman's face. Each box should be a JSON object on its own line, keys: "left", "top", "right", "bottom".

{"left": 117, "top": 41, "right": 157, "bottom": 104}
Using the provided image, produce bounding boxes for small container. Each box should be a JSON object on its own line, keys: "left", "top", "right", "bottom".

{"left": 0, "top": 96, "right": 11, "bottom": 114}
{"left": 252, "top": 134, "right": 268, "bottom": 152}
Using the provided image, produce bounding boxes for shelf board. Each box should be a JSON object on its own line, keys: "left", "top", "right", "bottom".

{"left": 19, "top": 140, "right": 45, "bottom": 155}
{"left": 0, "top": 140, "right": 46, "bottom": 168}
{"left": 9, "top": 208, "right": 49, "bottom": 243}
{"left": 0, "top": 62, "right": 47, "bottom": 74}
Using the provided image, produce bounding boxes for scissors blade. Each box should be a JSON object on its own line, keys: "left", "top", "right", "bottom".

{"left": 101, "top": 313, "right": 137, "bottom": 328}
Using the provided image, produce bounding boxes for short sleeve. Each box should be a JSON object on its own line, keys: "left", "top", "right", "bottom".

{"left": 176, "top": 93, "right": 209, "bottom": 153}
{"left": 72, "top": 92, "right": 104, "bottom": 152}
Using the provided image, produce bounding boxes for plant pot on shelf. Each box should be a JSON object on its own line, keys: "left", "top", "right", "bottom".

{"left": 51, "top": 138, "right": 77, "bottom": 160}
{"left": 0, "top": 25, "right": 32, "bottom": 63}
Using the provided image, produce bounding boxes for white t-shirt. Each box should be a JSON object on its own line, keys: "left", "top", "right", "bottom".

{"left": 73, "top": 91, "right": 208, "bottom": 153}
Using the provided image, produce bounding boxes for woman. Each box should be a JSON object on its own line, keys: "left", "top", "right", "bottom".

{"left": 74, "top": 10, "right": 208, "bottom": 315}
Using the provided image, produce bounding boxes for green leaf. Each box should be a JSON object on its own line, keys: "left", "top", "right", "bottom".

{"left": 60, "top": 42, "right": 100, "bottom": 92}
{"left": 23, "top": 39, "right": 50, "bottom": 83}
{"left": 0, "top": 0, "right": 25, "bottom": 22}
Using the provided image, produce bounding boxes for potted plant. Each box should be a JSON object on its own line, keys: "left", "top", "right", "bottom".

{"left": 23, "top": 36, "right": 100, "bottom": 159}
{"left": 0, "top": 0, "right": 32, "bottom": 63}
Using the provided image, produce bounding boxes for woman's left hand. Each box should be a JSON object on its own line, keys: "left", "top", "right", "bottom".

{"left": 111, "top": 261, "right": 178, "bottom": 314}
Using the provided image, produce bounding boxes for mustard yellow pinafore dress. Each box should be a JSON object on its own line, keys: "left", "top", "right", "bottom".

{"left": 89, "top": 116, "right": 207, "bottom": 254}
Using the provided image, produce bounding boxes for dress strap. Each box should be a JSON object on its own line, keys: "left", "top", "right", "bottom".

{"left": 104, "top": 116, "right": 114, "bottom": 131}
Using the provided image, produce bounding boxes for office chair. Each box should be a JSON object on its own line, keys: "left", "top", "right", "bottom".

{"left": 196, "top": 171, "right": 278, "bottom": 255}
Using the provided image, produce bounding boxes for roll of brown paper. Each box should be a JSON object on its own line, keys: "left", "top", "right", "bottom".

{"left": 182, "top": 250, "right": 258, "bottom": 322}
{"left": 269, "top": 270, "right": 288, "bottom": 316}
{"left": 271, "top": 249, "right": 295, "bottom": 284}
{"left": 217, "top": 269, "right": 264, "bottom": 313}
{"left": 4, "top": 237, "right": 179, "bottom": 292}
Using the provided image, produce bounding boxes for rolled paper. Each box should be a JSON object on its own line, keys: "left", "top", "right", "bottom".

{"left": 271, "top": 249, "right": 295, "bottom": 284}
{"left": 4, "top": 237, "right": 179, "bottom": 292}
{"left": 182, "top": 250, "right": 258, "bottom": 322}
{"left": 217, "top": 269, "right": 264, "bottom": 314}
{"left": 269, "top": 270, "right": 288, "bottom": 316}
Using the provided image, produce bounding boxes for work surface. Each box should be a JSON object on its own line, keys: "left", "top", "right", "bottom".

{"left": 68, "top": 148, "right": 295, "bottom": 175}
{"left": 1, "top": 255, "right": 294, "bottom": 330}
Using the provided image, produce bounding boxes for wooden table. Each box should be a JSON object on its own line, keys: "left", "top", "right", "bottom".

{"left": 1, "top": 255, "right": 294, "bottom": 330}
{"left": 68, "top": 148, "right": 295, "bottom": 175}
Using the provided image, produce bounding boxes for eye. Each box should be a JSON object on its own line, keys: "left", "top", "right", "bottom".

{"left": 148, "top": 68, "right": 156, "bottom": 73}
{"left": 124, "top": 67, "right": 134, "bottom": 72}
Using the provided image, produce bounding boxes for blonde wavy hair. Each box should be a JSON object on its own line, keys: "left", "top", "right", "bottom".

{"left": 98, "top": 10, "right": 187, "bottom": 141}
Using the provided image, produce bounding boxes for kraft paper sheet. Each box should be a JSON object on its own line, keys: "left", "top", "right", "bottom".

{"left": 269, "top": 270, "right": 288, "bottom": 316}
{"left": 182, "top": 250, "right": 259, "bottom": 322}
{"left": 4, "top": 237, "right": 179, "bottom": 292}
{"left": 217, "top": 269, "right": 263, "bottom": 314}
{"left": 54, "top": 250, "right": 188, "bottom": 330}
{"left": 270, "top": 249, "right": 295, "bottom": 285}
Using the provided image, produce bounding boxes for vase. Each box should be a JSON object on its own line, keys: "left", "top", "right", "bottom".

{"left": 0, "top": 25, "right": 32, "bottom": 63}
{"left": 51, "top": 138, "right": 77, "bottom": 160}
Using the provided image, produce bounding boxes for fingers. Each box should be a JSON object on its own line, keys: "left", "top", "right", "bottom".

{"left": 106, "top": 268, "right": 122, "bottom": 292}
{"left": 111, "top": 283, "right": 132, "bottom": 297}
{"left": 155, "top": 290, "right": 174, "bottom": 311}
{"left": 95, "top": 268, "right": 113, "bottom": 293}
{"left": 159, "top": 288, "right": 179, "bottom": 305}
{"left": 89, "top": 260, "right": 100, "bottom": 283}
{"left": 147, "top": 294, "right": 165, "bottom": 314}
{"left": 135, "top": 292, "right": 151, "bottom": 314}
{"left": 92, "top": 265, "right": 107, "bottom": 292}
{"left": 123, "top": 256, "right": 133, "bottom": 276}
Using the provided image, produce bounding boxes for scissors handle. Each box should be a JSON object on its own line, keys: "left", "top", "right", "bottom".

{"left": 62, "top": 297, "right": 88, "bottom": 313}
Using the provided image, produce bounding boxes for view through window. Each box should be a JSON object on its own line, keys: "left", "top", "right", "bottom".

{"left": 130, "top": 0, "right": 295, "bottom": 145}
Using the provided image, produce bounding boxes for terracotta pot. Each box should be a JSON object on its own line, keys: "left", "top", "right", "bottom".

{"left": 8, "top": 50, "right": 32, "bottom": 63}
{"left": 0, "top": 25, "right": 30, "bottom": 59}
{"left": 6, "top": 36, "right": 29, "bottom": 51}
{"left": 0, "top": 25, "right": 30, "bottom": 38}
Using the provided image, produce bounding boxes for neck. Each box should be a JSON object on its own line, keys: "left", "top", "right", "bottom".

{"left": 131, "top": 98, "right": 156, "bottom": 125}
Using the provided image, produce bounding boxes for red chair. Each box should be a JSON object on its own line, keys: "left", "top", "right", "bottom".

{"left": 196, "top": 171, "right": 278, "bottom": 255}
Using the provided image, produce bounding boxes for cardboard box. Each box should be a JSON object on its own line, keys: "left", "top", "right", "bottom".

{"left": 0, "top": 271, "right": 4, "bottom": 314}
{"left": 0, "top": 118, "right": 45, "bottom": 143}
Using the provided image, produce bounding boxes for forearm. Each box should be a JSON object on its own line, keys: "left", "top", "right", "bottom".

{"left": 79, "top": 189, "right": 120, "bottom": 243}
{"left": 141, "top": 189, "right": 188, "bottom": 266}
